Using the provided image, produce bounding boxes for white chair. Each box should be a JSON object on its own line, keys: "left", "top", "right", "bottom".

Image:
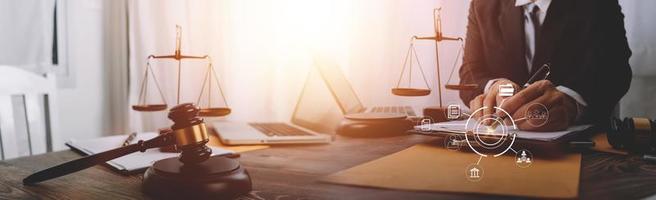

{"left": 0, "top": 66, "right": 55, "bottom": 160}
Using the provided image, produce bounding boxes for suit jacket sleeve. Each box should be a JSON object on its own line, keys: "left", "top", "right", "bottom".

{"left": 564, "top": 0, "right": 632, "bottom": 127}
{"left": 459, "top": 0, "right": 496, "bottom": 106}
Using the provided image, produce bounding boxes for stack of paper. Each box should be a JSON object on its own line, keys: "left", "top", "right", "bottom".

{"left": 415, "top": 120, "right": 592, "bottom": 142}
{"left": 66, "top": 132, "right": 234, "bottom": 173}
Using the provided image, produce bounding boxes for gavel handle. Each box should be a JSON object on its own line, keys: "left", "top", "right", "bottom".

{"left": 23, "top": 134, "right": 174, "bottom": 185}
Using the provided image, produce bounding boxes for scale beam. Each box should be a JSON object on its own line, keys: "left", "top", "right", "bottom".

{"left": 413, "top": 35, "right": 461, "bottom": 42}
{"left": 149, "top": 55, "right": 209, "bottom": 60}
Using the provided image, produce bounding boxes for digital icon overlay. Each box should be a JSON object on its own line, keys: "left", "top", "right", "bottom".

{"left": 419, "top": 117, "right": 433, "bottom": 132}
{"left": 525, "top": 103, "right": 549, "bottom": 127}
{"left": 443, "top": 106, "right": 536, "bottom": 181}
{"left": 498, "top": 83, "right": 515, "bottom": 97}
{"left": 466, "top": 164, "right": 483, "bottom": 182}
{"left": 445, "top": 134, "right": 463, "bottom": 151}
{"left": 447, "top": 104, "right": 461, "bottom": 120}
{"left": 515, "top": 149, "right": 533, "bottom": 168}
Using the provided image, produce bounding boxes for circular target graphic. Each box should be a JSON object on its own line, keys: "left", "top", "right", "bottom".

{"left": 464, "top": 106, "right": 518, "bottom": 157}
{"left": 473, "top": 116, "right": 508, "bottom": 149}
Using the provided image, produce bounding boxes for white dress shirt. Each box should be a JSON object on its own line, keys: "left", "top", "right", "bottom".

{"left": 484, "top": 0, "right": 587, "bottom": 120}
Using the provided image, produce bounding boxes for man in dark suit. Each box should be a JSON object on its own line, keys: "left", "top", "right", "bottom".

{"left": 459, "top": 0, "right": 632, "bottom": 131}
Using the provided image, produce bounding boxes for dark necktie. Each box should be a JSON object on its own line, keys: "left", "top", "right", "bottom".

{"left": 525, "top": 5, "right": 541, "bottom": 71}
{"left": 530, "top": 5, "right": 541, "bottom": 49}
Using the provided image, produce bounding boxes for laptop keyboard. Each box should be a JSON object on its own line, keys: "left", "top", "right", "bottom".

{"left": 249, "top": 123, "right": 314, "bottom": 137}
{"left": 369, "top": 106, "right": 416, "bottom": 116}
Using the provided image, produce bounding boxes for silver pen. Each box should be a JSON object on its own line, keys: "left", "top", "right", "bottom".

{"left": 122, "top": 132, "right": 137, "bottom": 147}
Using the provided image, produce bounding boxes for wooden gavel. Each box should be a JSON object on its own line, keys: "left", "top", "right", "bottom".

{"left": 24, "top": 103, "right": 212, "bottom": 185}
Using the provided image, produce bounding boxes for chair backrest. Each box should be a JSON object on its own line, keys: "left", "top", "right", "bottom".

{"left": 0, "top": 66, "right": 54, "bottom": 160}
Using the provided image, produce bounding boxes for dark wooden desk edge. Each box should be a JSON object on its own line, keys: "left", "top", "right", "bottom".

{"left": 1, "top": 134, "right": 656, "bottom": 200}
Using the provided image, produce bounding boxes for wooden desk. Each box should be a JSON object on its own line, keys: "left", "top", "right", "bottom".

{"left": 1, "top": 134, "right": 656, "bottom": 200}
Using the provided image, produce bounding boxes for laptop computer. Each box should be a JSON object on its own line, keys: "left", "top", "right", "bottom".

{"left": 214, "top": 56, "right": 416, "bottom": 144}
{"left": 212, "top": 66, "right": 338, "bottom": 145}
{"left": 315, "top": 57, "right": 417, "bottom": 117}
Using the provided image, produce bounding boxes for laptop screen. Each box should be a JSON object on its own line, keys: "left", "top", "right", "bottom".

{"left": 290, "top": 66, "right": 344, "bottom": 133}
{"left": 313, "top": 58, "right": 365, "bottom": 114}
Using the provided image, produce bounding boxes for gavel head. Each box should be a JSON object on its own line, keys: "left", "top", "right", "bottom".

{"left": 168, "top": 103, "right": 212, "bottom": 164}
{"left": 608, "top": 117, "right": 656, "bottom": 153}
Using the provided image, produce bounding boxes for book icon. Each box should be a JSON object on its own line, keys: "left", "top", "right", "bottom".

{"left": 498, "top": 83, "right": 515, "bottom": 97}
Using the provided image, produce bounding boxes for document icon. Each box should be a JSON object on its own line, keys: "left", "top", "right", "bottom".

{"left": 498, "top": 83, "right": 515, "bottom": 97}
{"left": 420, "top": 118, "right": 432, "bottom": 132}
{"left": 447, "top": 105, "right": 461, "bottom": 120}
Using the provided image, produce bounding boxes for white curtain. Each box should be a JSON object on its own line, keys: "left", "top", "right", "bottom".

{"left": 0, "top": 0, "right": 55, "bottom": 73}
{"left": 127, "top": 0, "right": 469, "bottom": 131}
{"left": 618, "top": 0, "right": 656, "bottom": 119}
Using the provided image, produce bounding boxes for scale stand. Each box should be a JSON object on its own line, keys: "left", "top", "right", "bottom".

{"left": 132, "top": 25, "right": 231, "bottom": 117}
{"left": 392, "top": 8, "right": 477, "bottom": 122}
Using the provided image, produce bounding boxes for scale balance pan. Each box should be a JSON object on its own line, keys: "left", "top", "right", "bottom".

{"left": 391, "top": 88, "right": 431, "bottom": 97}
{"left": 198, "top": 107, "right": 232, "bottom": 117}
{"left": 132, "top": 104, "right": 168, "bottom": 112}
{"left": 445, "top": 84, "right": 479, "bottom": 91}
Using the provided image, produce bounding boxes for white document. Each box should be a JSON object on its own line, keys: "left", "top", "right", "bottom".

{"left": 415, "top": 120, "right": 592, "bottom": 142}
{"left": 66, "top": 132, "right": 233, "bottom": 173}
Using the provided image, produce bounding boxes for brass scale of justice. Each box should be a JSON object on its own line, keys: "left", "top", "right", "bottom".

{"left": 132, "top": 25, "right": 230, "bottom": 117}
{"left": 392, "top": 8, "right": 477, "bottom": 116}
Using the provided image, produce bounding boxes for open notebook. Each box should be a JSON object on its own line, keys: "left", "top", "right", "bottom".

{"left": 66, "top": 132, "right": 233, "bottom": 174}
{"left": 415, "top": 120, "right": 593, "bottom": 142}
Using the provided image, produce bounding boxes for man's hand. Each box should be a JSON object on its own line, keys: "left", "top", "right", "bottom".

{"left": 497, "top": 80, "right": 578, "bottom": 131}
{"left": 469, "top": 79, "right": 520, "bottom": 119}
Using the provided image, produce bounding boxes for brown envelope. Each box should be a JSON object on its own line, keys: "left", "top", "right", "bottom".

{"left": 322, "top": 144, "right": 581, "bottom": 198}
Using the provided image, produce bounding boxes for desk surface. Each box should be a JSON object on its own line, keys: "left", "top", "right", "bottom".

{"left": 1, "top": 134, "right": 656, "bottom": 200}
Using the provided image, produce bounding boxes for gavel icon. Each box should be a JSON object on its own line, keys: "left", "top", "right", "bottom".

{"left": 24, "top": 103, "right": 221, "bottom": 184}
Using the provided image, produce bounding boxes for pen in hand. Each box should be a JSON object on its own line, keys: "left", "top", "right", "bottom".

{"left": 488, "top": 63, "right": 551, "bottom": 130}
